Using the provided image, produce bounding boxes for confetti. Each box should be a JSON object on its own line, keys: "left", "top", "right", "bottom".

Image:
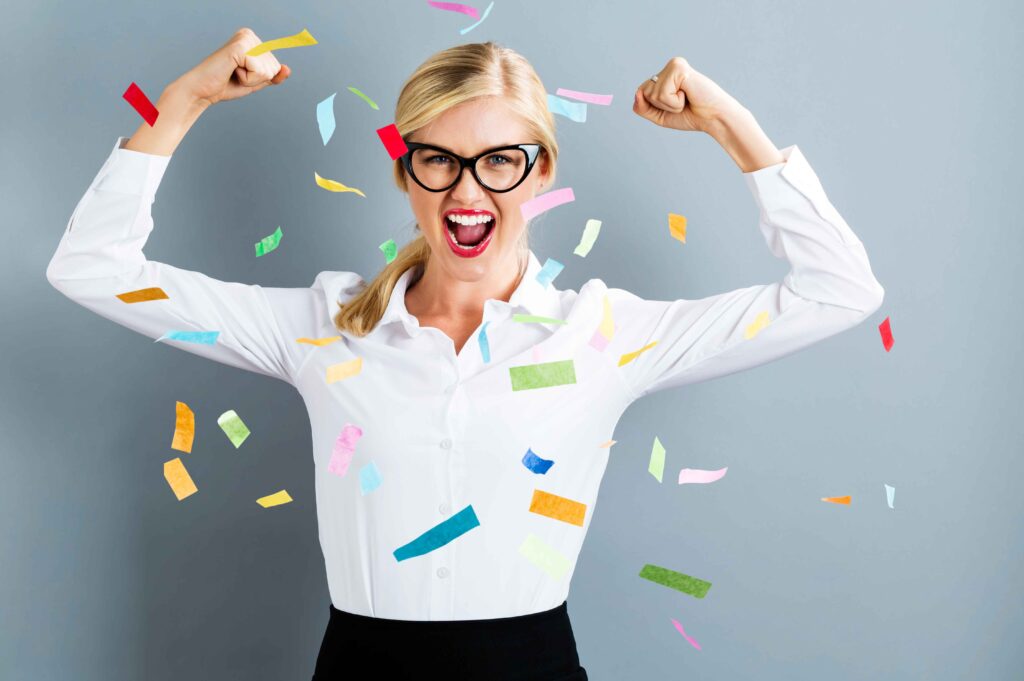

{"left": 245, "top": 28, "right": 317, "bottom": 57}
{"left": 535, "top": 258, "right": 564, "bottom": 289}
{"left": 512, "top": 313, "right": 566, "bottom": 325}
{"left": 116, "top": 287, "right": 168, "bottom": 303}
{"left": 316, "top": 93, "right": 336, "bottom": 145}
{"left": 296, "top": 336, "right": 341, "bottom": 347}
{"left": 639, "top": 564, "right": 712, "bottom": 599}
{"left": 574, "top": 219, "right": 602, "bottom": 257}
{"left": 670, "top": 618, "right": 702, "bottom": 650}
{"left": 122, "top": 82, "right": 159, "bottom": 126}
{"left": 668, "top": 213, "right": 687, "bottom": 243}
{"left": 678, "top": 467, "right": 728, "bottom": 485}
{"left": 255, "top": 226, "right": 283, "bottom": 257}
{"left": 171, "top": 401, "right": 194, "bottom": 453}
{"left": 426, "top": 0, "right": 479, "bottom": 19}
{"left": 590, "top": 296, "right": 615, "bottom": 351}
{"left": 529, "top": 489, "right": 587, "bottom": 527}
{"left": 509, "top": 359, "right": 576, "bottom": 391}
{"left": 329, "top": 423, "right": 363, "bottom": 477}
{"left": 393, "top": 504, "right": 480, "bottom": 561}
{"left": 744, "top": 311, "right": 771, "bottom": 339}
{"left": 379, "top": 238, "right": 398, "bottom": 264}
{"left": 155, "top": 330, "right": 220, "bottom": 345}
{"left": 520, "top": 187, "right": 575, "bottom": 221}
{"left": 478, "top": 321, "right": 491, "bottom": 363}
{"left": 217, "top": 409, "right": 251, "bottom": 448}
{"left": 326, "top": 357, "right": 363, "bottom": 383}
{"left": 257, "top": 490, "right": 293, "bottom": 507}
{"left": 885, "top": 484, "right": 896, "bottom": 509}
{"left": 521, "top": 448, "right": 554, "bottom": 474}
{"left": 519, "top": 533, "right": 571, "bottom": 579}
{"left": 163, "top": 458, "right": 197, "bottom": 501}
{"left": 555, "top": 88, "right": 614, "bottom": 106}
{"left": 598, "top": 440, "right": 616, "bottom": 448}
{"left": 359, "top": 461, "right": 383, "bottom": 495}
{"left": 619, "top": 341, "right": 658, "bottom": 366}
{"left": 879, "top": 316, "right": 894, "bottom": 352}
{"left": 649, "top": 436, "right": 666, "bottom": 482}
{"left": 376, "top": 123, "right": 409, "bottom": 160}
{"left": 821, "top": 495, "right": 851, "bottom": 505}
{"left": 315, "top": 171, "right": 366, "bottom": 197}
{"left": 346, "top": 86, "right": 379, "bottom": 110}
{"left": 547, "top": 93, "right": 587, "bottom": 123}
{"left": 458, "top": 1, "right": 494, "bottom": 34}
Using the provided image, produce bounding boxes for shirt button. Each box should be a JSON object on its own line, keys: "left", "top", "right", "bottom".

{"left": 436, "top": 567, "right": 450, "bottom": 579}
{"left": 440, "top": 438, "right": 452, "bottom": 450}
{"left": 439, "top": 502, "right": 451, "bottom": 516}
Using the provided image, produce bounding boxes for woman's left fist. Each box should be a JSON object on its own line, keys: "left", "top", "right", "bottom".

{"left": 633, "top": 57, "right": 742, "bottom": 133}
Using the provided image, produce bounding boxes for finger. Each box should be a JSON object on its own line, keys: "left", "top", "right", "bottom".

{"left": 632, "top": 87, "right": 664, "bottom": 126}
{"left": 270, "top": 64, "right": 291, "bottom": 85}
{"left": 651, "top": 66, "right": 686, "bottom": 113}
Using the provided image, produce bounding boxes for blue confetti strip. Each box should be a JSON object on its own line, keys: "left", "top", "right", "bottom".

{"left": 317, "top": 93, "right": 337, "bottom": 146}
{"left": 521, "top": 448, "right": 554, "bottom": 474}
{"left": 547, "top": 94, "right": 587, "bottom": 123}
{"left": 536, "top": 258, "right": 564, "bottom": 289}
{"left": 393, "top": 505, "right": 480, "bottom": 562}
{"left": 478, "top": 321, "right": 491, "bottom": 363}
{"left": 155, "top": 330, "right": 220, "bottom": 345}
{"left": 459, "top": 1, "right": 495, "bottom": 35}
{"left": 359, "top": 461, "right": 382, "bottom": 495}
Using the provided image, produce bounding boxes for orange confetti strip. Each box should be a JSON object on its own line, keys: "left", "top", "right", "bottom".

{"left": 821, "top": 496, "right": 851, "bottom": 505}
{"left": 171, "top": 401, "right": 194, "bottom": 453}
{"left": 529, "top": 489, "right": 587, "bottom": 527}
{"left": 618, "top": 341, "right": 659, "bottom": 366}
{"left": 297, "top": 336, "right": 342, "bottom": 347}
{"left": 164, "top": 458, "right": 198, "bottom": 500}
{"left": 326, "top": 357, "right": 363, "bottom": 383}
{"left": 668, "top": 213, "right": 687, "bottom": 243}
{"left": 116, "top": 287, "right": 169, "bottom": 303}
{"left": 598, "top": 439, "right": 616, "bottom": 448}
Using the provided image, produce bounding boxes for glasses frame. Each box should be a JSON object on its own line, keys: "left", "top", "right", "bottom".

{"left": 400, "top": 142, "right": 544, "bottom": 193}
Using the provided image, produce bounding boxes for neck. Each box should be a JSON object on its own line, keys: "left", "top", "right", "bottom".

{"left": 406, "top": 254, "right": 525, "bottom": 321}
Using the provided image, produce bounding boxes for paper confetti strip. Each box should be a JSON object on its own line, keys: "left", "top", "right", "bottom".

{"left": 521, "top": 448, "right": 554, "bottom": 474}
{"left": 122, "top": 82, "right": 159, "bottom": 126}
{"left": 164, "top": 458, "right": 197, "bottom": 500}
{"left": 359, "top": 461, "right": 383, "bottom": 495}
{"left": 574, "top": 219, "right": 602, "bottom": 257}
{"left": 821, "top": 495, "right": 851, "bottom": 505}
{"left": 744, "top": 311, "right": 771, "bottom": 339}
{"left": 619, "top": 341, "right": 658, "bottom": 366}
{"left": 885, "top": 484, "right": 895, "bottom": 509}
{"left": 459, "top": 0, "right": 494, "bottom": 34}
{"left": 328, "top": 423, "right": 363, "bottom": 477}
{"left": 678, "top": 467, "right": 728, "bottom": 485}
{"left": 393, "top": 504, "right": 480, "bottom": 562}
{"left": 556, "top": 88, "right": 614, "bottom": 106}
{"left": 379, "top": 239, "right": 398, "bottom": 264}
{"left": 590, "top": 295, "right": 615, "bottom": 351}
{"left": 478, "top": 321, "right": 491, "bottom": 363}
{"left": 315, "top": 171, "right": 366, "bottom": 197}
{"left": 255, "top": 226, "right": 283, "bottom": 257}
{"left": 520, "top": 187, "right": 575, "bottom": 221}
{"left": 426, "top": 0, "right": 479, "bottom": 19}
{"left": 171, "top": 401, "right": 194, "bottom": 453}
{"left": 217, "top": 410, "right": 251, "bottom": 448}
{"left": 535, "top": 258, "right": 564, "bottom": 289}
{"left": 547, "top": 94, "right": 587, "bottom": 123}
{"left": 669, "top": 213, "right": 687, "bottom": 243}
{"left": 245, "top": 28, "right": 317, "bottom": 57}
{"left": 327, "top": 357, "right": 363, "bottom": 383}
{"left": 529, "top": 489, "right": 587, "bottom": 527}
{"left": 257, "top": 490, "right": 293, "bottom": 508}
{"left": 156, "top": 330, "right": 219, "bottom": 345}
{"left": 376, "top": 123, "right": 409, "bottom": 160}
{"left": 116, "top": 287, "right": 168, "bottom": 303}
{"left": 519, "top": 533, "right": 571, "bottom": 579}
{"left": 509, "top": 359, "right": 576, "bottom": 391}
{"left": 879, "top": 316, "right": 894, "bottom": 352}
{"left": 296, "top": 336, "right": 341, "bottom": 347}
{"left": 512, "top": 314, "right": 566, "bottom": 325}
{"left": 316, "top": 93, "right": 336, "bottom": 146}
{"left": 598, "top": 440, "right": 616, "bottom": 448}
{"left": 347, "top": 86, "right": 379, "bottom": 110}
{"left": 671, "top": 618, "right": 702, "bottom": 650}
{"left": 639, "top": 564, "right": 712, "bottom": 599}
{"left": 649, "top": 436, "right": 666, "bottom": 483}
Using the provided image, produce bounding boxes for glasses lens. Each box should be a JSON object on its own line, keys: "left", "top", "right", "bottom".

{"left": 476, "top": 149, "right": 529, "bottom": 191}
{"left": 410, "top": 148, "right": 459, "bottom": 190}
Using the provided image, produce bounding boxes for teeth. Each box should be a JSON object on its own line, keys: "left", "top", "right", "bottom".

{"left": 447, "top": 213, "right": 494, "bottom": 225}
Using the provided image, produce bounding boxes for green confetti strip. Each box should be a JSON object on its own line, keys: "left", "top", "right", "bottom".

{"left": 509, "top": 359, "right": 576, "bottom": 391}
{"left": 379, "top": 238, "right": 397, "bottom": 264}
{"left": 648, "top": 436, "right": 665, "bottom": 482}
{"left": 512, "top": 313, "right": 567, "bottom": 325}
{"left": 639, "top": 564, "right": 712, "bottom": 599}
{"left": 217, "top": 410, "right": 251, "bottom": 448}
{"left": 255, "top": 226, "right": 283, "bottom": 257}
{"left": 347, "top": 86, "right": 380, "bottom": 110}
{"left": 573, "top": 219, "right": 602, "bottom": 257}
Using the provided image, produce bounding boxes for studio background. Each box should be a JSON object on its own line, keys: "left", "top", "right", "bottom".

{"left": 3, "top": 1, "right": 1021, "bottom": 679}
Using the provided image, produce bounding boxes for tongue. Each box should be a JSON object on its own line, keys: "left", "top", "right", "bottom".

{"left": 454, "top": 221, "right": 488, "bottom": 246}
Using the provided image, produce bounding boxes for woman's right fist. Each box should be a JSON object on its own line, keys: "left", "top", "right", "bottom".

{"left": 175, "top": 28, "right": 291, "bottom": 107}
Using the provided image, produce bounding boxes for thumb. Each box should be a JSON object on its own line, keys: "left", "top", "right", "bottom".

{"left": 270, "top": 64, "right": 291, "bottom": 85}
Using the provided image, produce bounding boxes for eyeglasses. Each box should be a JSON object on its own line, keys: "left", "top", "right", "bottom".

{"left": 400, "top": 142, "right": 544, "bottom": 193}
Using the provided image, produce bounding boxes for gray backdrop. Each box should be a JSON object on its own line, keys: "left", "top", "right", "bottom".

{"left": 4, "top": 0, "right": 1022, "bottom": 679}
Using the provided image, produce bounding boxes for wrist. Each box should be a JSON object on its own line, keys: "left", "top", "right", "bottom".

{"left": 163, "top": 80, "right": 211, "bottom": 119}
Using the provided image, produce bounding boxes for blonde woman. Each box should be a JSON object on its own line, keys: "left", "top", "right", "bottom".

{"left": 46, "top": 28, "right": 884, "bottom": 680}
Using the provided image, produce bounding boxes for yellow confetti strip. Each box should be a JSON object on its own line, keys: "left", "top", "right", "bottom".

{"left": 618, "top": 341, "right": 659, "bottom": 367}
{"left": 668, "top": 213, "right": 687, "bottom": 243}
{"left": 598, "top": 295, "right": 615, "bottom": 339}
{"left": 245, "top": 28, "right": 318, "bottom": 57}
{"left": 116, "top": 287, "right": 169, "bottom": 303}
{"left": 257, "top": 490, "right": 293, "bottom": 508}
{"left": 315, "top": 171, "right": 366, "bottom": 198}
{"left": 164, "top": 458, "right": 197, "bottom": 501}
{"left": 326, "top": 357, "right": 363, "bottom": 383}
{"left": 296, "top": 336, "right": 342, "bottom": 347}
{"left": 529, "top": 489, "right": 587, "bottom": 527}
{"left": 744, "top": 311, "right": 772, "bottom": 339}
{"left": 171, "top": 401, "right": 194, "bottom": 453}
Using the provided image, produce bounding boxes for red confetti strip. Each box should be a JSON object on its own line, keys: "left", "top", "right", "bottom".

{"left": 879, "top": 316, "right": 894, "bottom": 352}
{"left": 122, "top": 82, "right": 159, "bottom": 127}
{"left": 376, "top": 123, "right": 409, "bottom": 160}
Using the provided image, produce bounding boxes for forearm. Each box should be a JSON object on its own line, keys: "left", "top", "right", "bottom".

{"left": 705, "top": 106, "right": 785, "bottom": 174}
{"left": 123, "top": 83, "right": 209, "bottom": 157}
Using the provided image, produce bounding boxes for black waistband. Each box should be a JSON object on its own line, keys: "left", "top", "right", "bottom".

{"left": 327, "top": 600, "right": 570, "bottom": 629}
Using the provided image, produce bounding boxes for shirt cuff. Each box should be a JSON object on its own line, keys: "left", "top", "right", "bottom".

{"left": 742, "top": 144, "right": 862, "bottom": 247}
{"left": 91, "top": 135, "right": 173, "bottom": 199}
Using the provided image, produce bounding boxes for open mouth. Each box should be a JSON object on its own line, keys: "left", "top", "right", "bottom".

{"left": 443, "top": 210, "right": 496, "bottom": 256}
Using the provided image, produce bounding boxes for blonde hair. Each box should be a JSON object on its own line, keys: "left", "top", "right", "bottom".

{"left": 333, "top": 42, "right": 559, "bottom": 336}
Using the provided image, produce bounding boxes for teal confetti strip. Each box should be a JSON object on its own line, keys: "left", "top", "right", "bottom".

{"left": 155, "top": 330, "right": 220, "bottom": 345}
{"left": 346, "top": 86, "right": 380, "bottom": 110}
{"left": 255, "top": 226, "right": 283, "bottom": 257}
{"left": 639, "top": 563, "right": 712, "bottom": 599}
{"left": 393, "top": 505, "right": 480, "bottom": 561}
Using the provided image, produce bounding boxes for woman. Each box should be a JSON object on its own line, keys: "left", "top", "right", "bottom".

{"left": 46, "top": 28, "right": 884, "bottom": 680}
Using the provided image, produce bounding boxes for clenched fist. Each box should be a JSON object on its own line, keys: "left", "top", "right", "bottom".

{"left": 633, "top": 57, "right": 743, "bottom": 133}
{"left": 175, "top": 27, "right": 291, "bottom": 108}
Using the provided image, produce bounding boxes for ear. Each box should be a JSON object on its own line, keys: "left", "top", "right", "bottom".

{"left": 536, "top": 151, "right": 552, "bottom": 191}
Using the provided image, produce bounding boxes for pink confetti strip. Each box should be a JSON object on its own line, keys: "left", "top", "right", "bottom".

{"left": 671, "top": 618, "right": 701, "bottom": 650}
{"left": 520, "top": 187, "right": 575, "bottom": 221}
{"left": 556, "top": 88, "right": 614, "bottom": 106}
{"left": 328, "top": 423, "right": 363, "bottom": 477}
{"left": 426, "top": 1, "right": 479, "bottom": 19}
{"left": 677, "top": 466, "right": 728, "bottom": 485}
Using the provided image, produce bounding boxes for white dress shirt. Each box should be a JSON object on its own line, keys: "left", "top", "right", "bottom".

{"left": 47, "top": 136, "right": 884, "bottom": 621}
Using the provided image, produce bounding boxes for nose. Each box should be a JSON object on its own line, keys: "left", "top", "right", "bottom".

{"left": 449, "top": 164, "right": 488, "bottom": 203}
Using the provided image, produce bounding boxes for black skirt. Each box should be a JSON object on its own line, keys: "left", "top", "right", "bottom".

{"left": 312, "top": 600, "right": 588, "bottom": 680}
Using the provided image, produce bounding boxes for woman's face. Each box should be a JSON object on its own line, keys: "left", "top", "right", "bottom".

{"left": 404, "top": 96, "right": 550, "bottom": 283}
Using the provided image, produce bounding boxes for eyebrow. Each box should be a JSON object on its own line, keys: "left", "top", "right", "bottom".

{"left": 412, "top": 142, "right": 524, "bottom": 156}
